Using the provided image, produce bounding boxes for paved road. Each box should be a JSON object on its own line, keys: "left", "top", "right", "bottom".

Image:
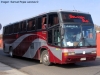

{"left": 0, "top": 49, "right": 100, "bottom": 75}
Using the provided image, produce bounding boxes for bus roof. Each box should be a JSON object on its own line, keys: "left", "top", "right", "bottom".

{"left": 4, "top": 10, "right": 90, "bottom": 27}
{"left": 47, "top": 9, "right": 90, "bottom": 14}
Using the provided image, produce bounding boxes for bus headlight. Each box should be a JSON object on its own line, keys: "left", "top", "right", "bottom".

{"left": 68, "top": 52, "right": 75, "bottom": 55}
{"left": 62, "top": 49, "right": 68, "bottom": 56}
{"left": 91, "top": 51, "right": 96, "bottom": 54}
{"left": 62, "top": 50, "right": 75, "bottom": 56}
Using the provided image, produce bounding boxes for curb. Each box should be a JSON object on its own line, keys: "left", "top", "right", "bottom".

{"left": 0, "top": 62, "right": 29, "bottom": 75}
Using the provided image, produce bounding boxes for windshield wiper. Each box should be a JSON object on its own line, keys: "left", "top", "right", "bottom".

{"left": 84, "top": 38, "right": 92, "bottom": 46}
{"left": 74, "top": 37, "right": 83, "bottom": 48}
{"left": 74, "top": 24, "right": 93, "bottom": 47}
{"left": 74, "top": 37, "right": 92, "bottom": 47}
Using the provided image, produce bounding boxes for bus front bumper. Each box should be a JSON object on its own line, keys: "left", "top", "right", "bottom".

{"left": 62, "top": 54, "right": 96, "bottom": 64}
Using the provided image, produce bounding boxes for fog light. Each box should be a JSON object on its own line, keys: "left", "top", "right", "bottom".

{"left": 64, "top": 53, "right": 68, "bottom": 56}
{"left": 62, "top": 49, "right": 68, "bottom": 56}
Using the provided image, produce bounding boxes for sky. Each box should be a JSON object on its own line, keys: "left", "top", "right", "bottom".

{"left": 0, "top": 0, "right": 100, "bottom": 34}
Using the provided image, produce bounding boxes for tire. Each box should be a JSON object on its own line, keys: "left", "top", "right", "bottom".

{"left": 41, "top": 50, "right": 51, "bottom": 66}
{"left": 9, "top": 47, "right": 14, "bottom": 57}
{"left": 3, "top": 46, "right": 6, "bottom": 53}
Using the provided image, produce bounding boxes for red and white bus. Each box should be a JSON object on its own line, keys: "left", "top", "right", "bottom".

{"left": 3, "top": 10, "right": 97, "bottom": 65}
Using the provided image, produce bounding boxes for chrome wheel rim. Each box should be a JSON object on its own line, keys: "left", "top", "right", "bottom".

{"left": 43, "top": 54, "right": 49, "bottom": 63}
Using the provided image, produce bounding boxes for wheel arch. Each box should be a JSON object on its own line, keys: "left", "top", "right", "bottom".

{"left": 40, "top": 47, "right": 49, "bottom": 55}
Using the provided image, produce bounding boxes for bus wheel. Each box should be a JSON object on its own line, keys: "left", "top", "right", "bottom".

{"left": 9, "top": 47, "right": 14, "bottom": 57}
{"left": 41, "top": 50, "right": 51, "bottom": 66}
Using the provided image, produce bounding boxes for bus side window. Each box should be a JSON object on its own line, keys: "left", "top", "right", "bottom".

{"left": 18, "top": 23, "right": 21, "bottom": 32}
{"left": 20, "top": 21, "right": 26, "bottom": 32}
{"left": 48, "top": 13, "right": 59, "bottom": 27}
{"left": 53, "top": 27, "right": 61, "bottom": 46}
{"left": 42, "top": 16, "right": 47, "bottom": 29}
{"left": 32, "top": 19, "right": 36, "bottom": 30}
{"left": 36, "top": 15, "right": 47, "bottom": 30}
{"left": 3, "top": 27, "right": 5, "bottom": 35}
{"left": 5, "top": 26, "right": 9, "bottom": 35}
{"left": 62, "top": 14, "right": 67, "bottom": 22}
{"left": 54, "top": 16, "right": 59, "bottom": 24}
{"left": 14, "top": 23, "right": 19, "bottom": 33}
{"left": 6, "top": 26, "right": 9, "bottom": 34}
{"left": 4, "top": 27, "right": 7, "bottom": 35}
{"left": 37, "top": 17, "right": 42, "bottom": 29}
{"left": 27, "top": 20, "right": 32, "bottom": 31}
{"left": 9, "top": 25, "right": 13, "bottom": 34}
{"left": 27, "top": 18, "right": 36, "bottom": 31}
{"left": 13, "top": 24, "right": 16, "bottom": 33}
{"left": 48, "top": 26, "right": 61, "bottom": 46}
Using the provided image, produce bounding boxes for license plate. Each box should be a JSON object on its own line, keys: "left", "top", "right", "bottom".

{"left": 80, "top": 58, "right": 86, "bottom": 61}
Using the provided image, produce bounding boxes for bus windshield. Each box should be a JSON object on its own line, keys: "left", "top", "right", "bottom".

{"left": 62, "top": 24, "right": 96, "bottom": 47}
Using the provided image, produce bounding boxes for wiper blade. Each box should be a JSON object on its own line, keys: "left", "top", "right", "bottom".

{"left": 74, "top": 37, "right": 83, "bottom": 48}
{"left": 74, "top": 37, "right": 93, "bottom": 47}
{"left": 84, "top": 38, "right": 92, "bottom": 46}
{"left": 74, "top": 24, "right": 83, "bottom": 48}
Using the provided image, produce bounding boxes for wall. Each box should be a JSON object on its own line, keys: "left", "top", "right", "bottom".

{"left": 0, "top": 39, "right": 3, "bottom": 49}
{"left": 97, "top": 33, "right": 100, "bottom": 56}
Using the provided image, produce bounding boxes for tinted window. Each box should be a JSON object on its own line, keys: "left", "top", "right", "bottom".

{"left": 53, "top": 27, "right": 61, "bottom": 46}
{"left": 41, "top": 15, "right": 47, "bottom": 29}
{"left": 20, "top": 21, "right": 26, "bottom": 32}
{"left": 48, "top": 26, "right": 61, "bottom": 46}
{"left": 36, "top": 15, "right": 47, "bottom": 30}
{"left": 4, "top": 27, "right": 6, "bottom": 35}
{"left": 48, "top": 13, "right": 59, "bottom": 27}
{"left": 14, "top": 23, "right": 19, "bottom": 33}
{"left": 37, "top": 17, "right": 42, "bottom": 29}
{"left": 4, "top": 26, "right": 9, "bottom": 35}
{"left": 9, "top": 25, "right": 13, "bottom": 34}
{"left": 27, "top": 18, "right": 36, "bottom": 31}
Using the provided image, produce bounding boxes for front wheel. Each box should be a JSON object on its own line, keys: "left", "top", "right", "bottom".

{"left": 41, "top": 50, "right": 51, "bottom": 66}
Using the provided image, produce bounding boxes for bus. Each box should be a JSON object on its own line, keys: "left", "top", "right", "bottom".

{"left": 3, "top": 10, "right": 97, "bottom": 65}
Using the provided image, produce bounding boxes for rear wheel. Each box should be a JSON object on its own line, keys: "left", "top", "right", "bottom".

{"left": 9, "top": 47, "right": 14, "bottom": 57}
{"left": 3, "top": 46, "right": 6, "bottom": 52}
{"left": 41, "top": 50, "right": 51, "bottom": 66}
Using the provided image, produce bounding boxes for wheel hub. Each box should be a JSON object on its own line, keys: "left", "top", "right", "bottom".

{"left": 43, "top": 54, "right": 49, "bottom": 62}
